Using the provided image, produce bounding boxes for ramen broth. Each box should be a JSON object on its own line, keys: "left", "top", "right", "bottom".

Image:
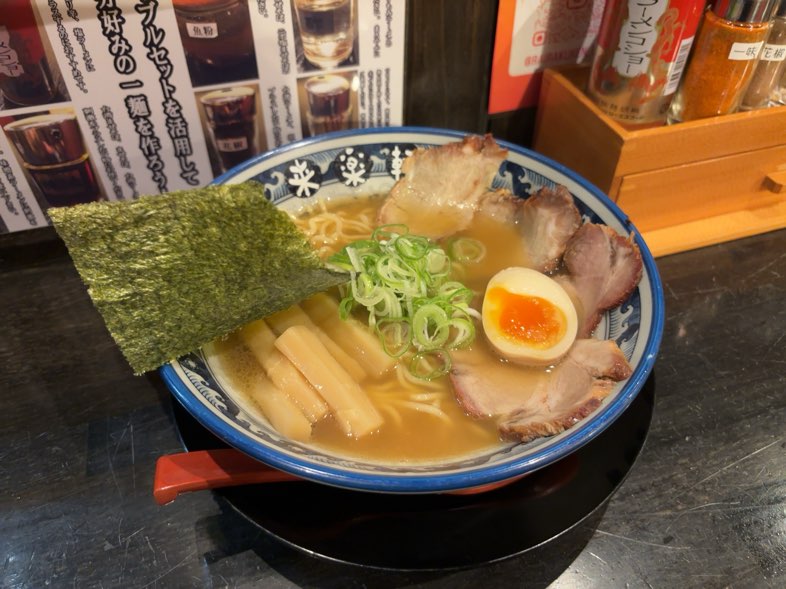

{"left": 208, "top": 194, "right": 549, "bottom": 463}
{"left": 209, "top": 333, "right": 502, "bottom": 461}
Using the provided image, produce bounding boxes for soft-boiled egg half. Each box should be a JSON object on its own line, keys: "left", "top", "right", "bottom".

{"left": 481, "top": 267, "right": 578, "bottom": 366}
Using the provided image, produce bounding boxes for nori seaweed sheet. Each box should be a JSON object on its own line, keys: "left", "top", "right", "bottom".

{"left": 49, "top": 181, "right": 348, "bottom": 374}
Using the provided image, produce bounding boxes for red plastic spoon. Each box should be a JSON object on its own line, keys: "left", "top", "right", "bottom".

{"left": 153, "top": 449, "right": 298, "bottom": 505}
{"left": 153, "top": 448, "right": 521, "bottom": 504}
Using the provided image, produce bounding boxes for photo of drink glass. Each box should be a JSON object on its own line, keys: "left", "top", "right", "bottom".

{"left": 172, "top": 0, "right": 258, "bottom": 87}
{"left": 200, "top": 86, "right": 259, "bottom": 173}
{"left": 293, "top": 0, "right": 356, "bottom": 69}
{"left": 303, "top": 74, "right": 353, "bottom": 136}
{"left": 0, "top": 0, "right": 69, "bottom": 109}
{"left": 3, "top": 113, "right": 103, "bottom": 208}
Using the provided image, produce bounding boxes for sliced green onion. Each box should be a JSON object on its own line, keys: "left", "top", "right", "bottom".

{"left": 447, "top": 316, "right": 475, "bottom": 349}
{"left": 373, "top": 289, "right": 403, "bottom": 321}
{"left": 327, "top": 225, "right": 483, "bottom": 380}
{"left": 412, "top": 303, "right": 450, "bottom": 350}
{"left": 425, "top": 248, "right": 450, "bottom": 277}
{"left": 438, "top": 281, "right": 474, "bottom": 305}
{"left": 338, "top": 295, "right": 354, "bottom": 320}
{"left": 394, "top": 235, "right": 431, "bottom": 260}
{"left": 409, "top": 350, "right": 452, "bottom": 381}
{"left": 448, "top": 237, "right": 487, "bottom": 263}
{"left": 350, "top": 273, "right": 384, "bottom": 307}
{"left": 376, "top": 318, "right": 412, "bottom": 358}
{"left": 372, "top": 224, "right": 408, "bottom": 243}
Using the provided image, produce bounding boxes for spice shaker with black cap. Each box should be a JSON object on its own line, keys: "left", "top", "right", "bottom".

{"left": 668, "top": 0, "right": 781, "bottom": 122}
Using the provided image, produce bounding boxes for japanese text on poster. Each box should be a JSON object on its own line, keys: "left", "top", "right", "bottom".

{"left": 0, "top": 0, "right": 406, "bottom": 234}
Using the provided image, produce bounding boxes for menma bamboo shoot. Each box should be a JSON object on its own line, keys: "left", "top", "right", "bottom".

{"left": 247, "top": 371, "right": 313, "bottom": 441}
{"left": 274, "top": 325, "right": 384, "bottom": 438}
{"left": 239, "top": 319, "right": 328, "bottom": 422}
{"left": 301, "top": 293, "right": 396, "bottom": 377}
{"left": 266, "top": 305, "right": 367, "bottom": 382}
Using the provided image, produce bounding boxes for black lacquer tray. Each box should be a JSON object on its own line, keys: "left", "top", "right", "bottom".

{"left": 172, "top": 375, "right": 655, "bottom": 571}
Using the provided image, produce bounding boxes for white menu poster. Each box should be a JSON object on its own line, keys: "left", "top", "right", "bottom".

{"left": 0, "top": 0, "right": 406, "bottom": 234}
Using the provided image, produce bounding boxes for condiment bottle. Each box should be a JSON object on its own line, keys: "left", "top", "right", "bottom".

{"left": 587, "top": 0, "right": 705, "bottom": 128}
{"left": 668, "top": 0, "right": 781, "bottom": 122}
{"left": 772, "top": 61, "right": 786, "bottom": 102}
{"left": 3, "top": 114, "right": 103, "bottom": 208}
{"left": 741, "top": 0, "right": 786, "bottom": 109}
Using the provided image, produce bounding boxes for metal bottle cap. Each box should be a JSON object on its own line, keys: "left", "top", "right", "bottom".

{"left": 3, "top": 113, "right": 86, "bottom": 166}
{"left": 200, "top": 87, "right": 256, "bottom": 126}
{"left": 712, "top": 0, "right": 780, "bottom": 23}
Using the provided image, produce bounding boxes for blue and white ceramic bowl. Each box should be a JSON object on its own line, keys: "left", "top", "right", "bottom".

{"left": 160, "top": 127, "right": 664, "bottom": 494}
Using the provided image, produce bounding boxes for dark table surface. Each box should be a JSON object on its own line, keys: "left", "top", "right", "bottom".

{"left": 2, "top": 226, "right": 785, "bottom": 588}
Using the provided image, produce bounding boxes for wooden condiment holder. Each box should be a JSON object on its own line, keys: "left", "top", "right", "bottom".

{"left": 533, "top": 66, "right": 786, "bottom": 257}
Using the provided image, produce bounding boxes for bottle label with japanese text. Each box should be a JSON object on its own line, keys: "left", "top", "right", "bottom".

{"left": 185, "top": 22, "right": 219, "bottom": 39}
{"left": 728, "top": 42, "right": 765, "bottom": 61}
{"left": 760, "top": 44, "right": 786, "bottom": 62}
{"left": 588, "top": 0, "right": 706, "bottom": 126}
{"left": 610, "top": 0, "right": 670, "bottom": 78}
{"left": 216, "top": 137, "right": 249, "bottom": 152}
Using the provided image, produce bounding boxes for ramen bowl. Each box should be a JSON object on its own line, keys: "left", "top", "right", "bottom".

{"left": 159, "top": 127, "right": 664, "bottom": 494}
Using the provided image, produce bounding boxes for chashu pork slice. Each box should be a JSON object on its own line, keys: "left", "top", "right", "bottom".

{"left": 474, "top": 185, "right": 582, "bottom": 273}
{"left": 498, "top": 339, "right": 632, "bottom": 442}
{"left": 558, "top": 223, "right": 643, "bottom": 338}
{"left": 518, "top": 185, "right": 582, "bottom": 273}
{"left": 377, "top": 134, "right": 507, "bottom": 239}
{"left": 451, "top": 339, "right": 632, "bottom": 443}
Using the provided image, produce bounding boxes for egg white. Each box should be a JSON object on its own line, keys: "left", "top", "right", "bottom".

{"left": 481, "top": 267, "right": 578, "bottom": 366}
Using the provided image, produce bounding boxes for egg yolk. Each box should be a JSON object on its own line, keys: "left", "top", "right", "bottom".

{"left": 487, "top": 286, "right": 567, "bottom": 349}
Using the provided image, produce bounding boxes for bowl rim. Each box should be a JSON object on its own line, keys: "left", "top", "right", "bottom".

{"left": 159, "top": 126, "right": 665, "bottom": 493}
